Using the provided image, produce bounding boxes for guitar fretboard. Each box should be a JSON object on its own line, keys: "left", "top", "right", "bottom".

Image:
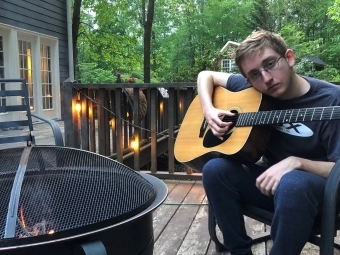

{"left": 231, "top": 106, "right": 340, "bottom": 127}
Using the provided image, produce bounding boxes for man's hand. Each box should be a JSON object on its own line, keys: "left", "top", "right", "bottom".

{"left": 256, "top": 156, "right": 333, "bottom": 196}
{"left": 256, "top": 156, "right": 300, "bottom": 196}
{"left": 204, "top": 107, "right": 234, "bottom": 140}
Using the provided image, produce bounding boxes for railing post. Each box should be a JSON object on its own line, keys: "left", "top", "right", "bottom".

{"left": 63, "top": 79, "right": 81, "bottom": 148}
{"left": 97, "top": 88, "right": 109, "bottom": 155}
{"left": 62, "top": 79, "right": 72, "bottom": 147}
{"left": 115, "top": 88, "right": 123, "bottom": 162}
{"left": 110, "top": 90, "right": 116, "bottom": 153}
{"left": 150, "top": 87, "right": 157, "bottom": 174}
{"left": 80, "top": 88, "right": 89, "bottom": 151}
{"left": 167, "top": 88, "right": 175, "bottom": 173}
{"left": 133, "top": 88, "right": 140, "bottom": 170}
{"left": 88, "top": 89, "right": 96, "bottom": 152}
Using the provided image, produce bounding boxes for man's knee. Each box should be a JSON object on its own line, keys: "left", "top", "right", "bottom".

{"left": 202, "top": 158, "right": 249, "bottom": 187}
{"left": 275, "top": 170, "right": 325, "bottom": 213}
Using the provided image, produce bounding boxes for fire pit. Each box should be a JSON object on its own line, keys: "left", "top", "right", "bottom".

{"left": 0, "top": 146, "right": 167, "bottom": 255}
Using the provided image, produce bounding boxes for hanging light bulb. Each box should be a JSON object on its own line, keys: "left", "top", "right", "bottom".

{"left": 75, "top": 99, "right": 81, "bottom": 112}
{"left": 75, "top": 91, "right": 81, "bottom": 113}
{"left": 131, "top": 136, "right": 138, "bottom": 150}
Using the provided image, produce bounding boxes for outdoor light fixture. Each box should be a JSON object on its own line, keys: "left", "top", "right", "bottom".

{"left": 109, "top": 118, "right": 115, "bottom": 127}
{"left": 131, "top": 136, "right": 138, "bottom": 150}
{"left": 75, "top": 99, "right": 81, "bottom": 112}
{"left": 159, "top": 101, "right": 164, "bottom": 113}
{"left": 75, "top": 91, "right": 81, "bottom": 113}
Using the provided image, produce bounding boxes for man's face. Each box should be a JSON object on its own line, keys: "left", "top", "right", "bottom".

{"left": 240, "top": 47, "right": 294, "bottom": 99}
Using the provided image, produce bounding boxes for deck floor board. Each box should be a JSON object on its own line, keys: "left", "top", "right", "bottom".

{"left": 153, "top": 180, "right": 340, "bottom": 255}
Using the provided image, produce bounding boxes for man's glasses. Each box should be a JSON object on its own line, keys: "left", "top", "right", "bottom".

{"left": 247, "top": 56, "right": 283, "bottom": 83}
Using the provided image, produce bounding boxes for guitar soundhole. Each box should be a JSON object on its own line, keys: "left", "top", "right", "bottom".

{"left": 202, "top": 110, "right": 238, "bottom": 148}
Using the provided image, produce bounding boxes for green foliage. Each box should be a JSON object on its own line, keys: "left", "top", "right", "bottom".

{"left": 77, "top": 63, "right": 115, "bottom": 83}
{"left": 294, "top": 59, "right": 317, "bottom": 77}
{"left": 161, "top": 67, "right": 199, "bottom": 82}
{"left": 74, "top": 0, "right": 340, "bottom": 84}
{"left": 328, "top": 0, "right": 340, "bottom": 22}
{"left": 314, "top": 66, "right": 340, "bottom": 82}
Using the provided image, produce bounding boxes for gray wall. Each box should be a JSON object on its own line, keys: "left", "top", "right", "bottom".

{"left": 0, "top": 0, "right": 69, "bottom": 82}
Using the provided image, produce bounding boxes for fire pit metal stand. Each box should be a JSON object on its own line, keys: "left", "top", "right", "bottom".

{"left": 0, "top": 146, "right": 167, "bottom": 255}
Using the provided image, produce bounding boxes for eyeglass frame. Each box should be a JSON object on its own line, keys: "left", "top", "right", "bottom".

{"left": 246, "top": 56, "right": 283, "bottom": 83}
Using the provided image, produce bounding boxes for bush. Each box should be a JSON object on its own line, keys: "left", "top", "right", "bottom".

{"left": 294, "top": 59, "right": 316, "bottom": 77}
{"left": 314, "top": 66, "right": 340, "bottom": 82}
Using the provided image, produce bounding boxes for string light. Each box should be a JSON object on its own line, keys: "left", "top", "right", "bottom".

{"left": 75, "top": 91, "right": 81, "bottom": 113}
{"left": 73, "top": 86, "right": 177, "bottom": 140}
{"left": 131, "top": 136, "right": 138, "bottom": 150}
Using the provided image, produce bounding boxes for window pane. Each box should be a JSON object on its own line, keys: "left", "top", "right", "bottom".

{"left": 18, "top": 40, "right": 34, "bottom": 110}
{"left": 40, "top": 44, "right": 53, "bottom": 110}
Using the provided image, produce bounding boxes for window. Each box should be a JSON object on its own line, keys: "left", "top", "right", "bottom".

{"left": 0, "top": 24, "right": 60, "bottom": 119}
{"left": 18, "top": 40, "right": 34, "bottom": 110}
{"left": 0, "top": 36, "right": 5, "bottom": 109}
{"left": 40, "top": 44, "right": 53, "bottom": 110}
{"left": 221, "top": 59, "right": 236, "bottom": 72}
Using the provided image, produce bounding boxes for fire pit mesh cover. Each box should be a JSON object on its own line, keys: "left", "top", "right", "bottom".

{"left": 0, "top": 146, "right": 156, "bottom": 240}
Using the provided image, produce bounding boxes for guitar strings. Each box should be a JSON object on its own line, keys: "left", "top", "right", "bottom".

{"left": 223, "top": 108, "right": 340, "bottom": 126}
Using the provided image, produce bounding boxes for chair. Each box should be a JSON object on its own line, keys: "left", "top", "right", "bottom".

{"left": 208, "top": 159, "right": 340, "bottom": 255}
{"left": 0, "top": 78, "right": 63, "bottom": 147}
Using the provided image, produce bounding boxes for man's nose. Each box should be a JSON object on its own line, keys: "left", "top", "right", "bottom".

{"left": 260, "top": 70, "right": 273, "bottom": 83}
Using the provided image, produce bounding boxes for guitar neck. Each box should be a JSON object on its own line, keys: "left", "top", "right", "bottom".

{"left": 234, "top": 106, "right": 340, "bottom": 127}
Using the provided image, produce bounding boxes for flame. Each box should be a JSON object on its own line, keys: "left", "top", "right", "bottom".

{"left": 20, "top": 206, "right": 27, "bottom": 228}
{"left": 19, "top": 206, "right": 55, "bottom": 237}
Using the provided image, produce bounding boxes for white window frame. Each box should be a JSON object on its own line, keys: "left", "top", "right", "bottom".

{"left": 221, "top": 59, "right": 236, "bottom": 73}
{"left": 0, "top": 35, "right": 6, "bottom": 112}
{"left": 0, "top": 23, "right": 61, "bottom": 120}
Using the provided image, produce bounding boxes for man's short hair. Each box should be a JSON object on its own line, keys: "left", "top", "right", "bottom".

{"left": 234, "top": 30, "right": 288, "bottom": 76}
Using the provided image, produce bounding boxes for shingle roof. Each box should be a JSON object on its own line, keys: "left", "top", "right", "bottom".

{"left": 302, "top": 56, "right": 326, "bottom": 66}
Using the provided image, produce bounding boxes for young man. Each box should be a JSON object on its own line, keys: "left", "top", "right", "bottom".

{"left": 197, "top": 30, "right": 340, "bottom": 255}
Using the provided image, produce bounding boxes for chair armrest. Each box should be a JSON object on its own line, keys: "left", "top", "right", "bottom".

{"left": 320, "top": 159, "right": 340, "bottom": 252}
{"left": 31, "top": 114, "right": 64, "bottom": 147}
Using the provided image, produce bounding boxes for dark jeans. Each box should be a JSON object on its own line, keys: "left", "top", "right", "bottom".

{"left": 202, "top": 157, "right": 326, "bottom": 255}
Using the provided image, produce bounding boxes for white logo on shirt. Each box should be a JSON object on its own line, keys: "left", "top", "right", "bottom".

{"left": 272, "top": 123, "right": 314, "bottom": 137}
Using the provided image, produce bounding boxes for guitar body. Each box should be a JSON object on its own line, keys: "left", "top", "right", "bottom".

{"left": 174, "top": 86, "right": 273, "bottom": 171}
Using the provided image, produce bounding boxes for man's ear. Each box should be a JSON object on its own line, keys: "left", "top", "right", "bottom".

{"left": 285, "top": 49, "right": 295, "bottom": 67}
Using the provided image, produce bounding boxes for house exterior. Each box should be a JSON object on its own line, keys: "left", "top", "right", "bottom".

{"left": 302, "top": 56, "right": 326, "bottom": 71}
{"left": 0, "top": 0, "right": 71, "bottom": 121}
{"left": 218, "top": 41, "right": 240, "bottom": 73}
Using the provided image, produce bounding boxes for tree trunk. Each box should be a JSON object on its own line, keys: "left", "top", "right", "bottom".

{"left": 72, "top": 0, "right": 82, "bottom": 80}
{"left": 143, "top": 0, "right": 155, "bottom": 83}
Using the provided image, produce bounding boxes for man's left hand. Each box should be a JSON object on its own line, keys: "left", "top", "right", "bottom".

{"left": 256, "top": 156, "right": 299, "bottom": 196}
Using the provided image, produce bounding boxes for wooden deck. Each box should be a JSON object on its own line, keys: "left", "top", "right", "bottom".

{"left": 153, "top": 180, "right": 340, "bottom": 255}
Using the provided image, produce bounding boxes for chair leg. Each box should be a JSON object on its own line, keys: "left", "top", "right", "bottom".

{"left": 208, "top": 205, "right": 228, "bottom": 252}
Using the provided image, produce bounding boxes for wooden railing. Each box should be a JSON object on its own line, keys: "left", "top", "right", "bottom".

{"left": 63, "top": 80, "right": 202, "bottom": 180}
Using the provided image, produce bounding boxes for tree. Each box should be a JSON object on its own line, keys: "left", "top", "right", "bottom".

{"left": 328, "top": 0, "right": 340, "bottom": 22}
{"left": 72, "top": 0, "right": 82, "bottom": 79}
{"left": 72, "top": 0, "right": 340, "bottom": 83}
{"left": 142, "top": 0, "right": 155, "bottom": 83}
{"left": 247, "top": 0, "right": 276, "bottom": 31}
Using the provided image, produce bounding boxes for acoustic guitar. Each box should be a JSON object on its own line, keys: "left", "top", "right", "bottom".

{"left": 174, "top": 86, "right": 340, "bottom": 171}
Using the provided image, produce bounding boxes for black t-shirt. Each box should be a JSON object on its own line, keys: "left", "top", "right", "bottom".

{"left": 226, "top": 74, "right": 340, "bottom": 164}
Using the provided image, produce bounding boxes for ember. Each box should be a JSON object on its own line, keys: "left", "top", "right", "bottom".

{"left": 18, "top": 206, "right": 55, "bottom": 238}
